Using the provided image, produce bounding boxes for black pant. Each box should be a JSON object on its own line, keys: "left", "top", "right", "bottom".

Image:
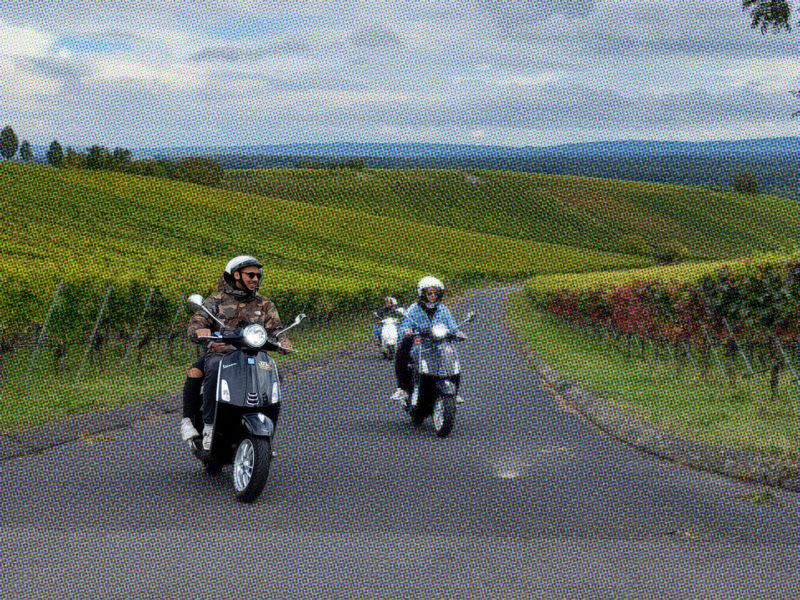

{"left": 394, "top": 337, "right": 462, "bottom": 395}
{"left": 394, "top": 336, "right": 416, "bottom": 393}
{"left": 201, "top": 353, "right": 225, "bottom": 426}
{"left": 182, "top": 358, "right": 205, "bottom": 421}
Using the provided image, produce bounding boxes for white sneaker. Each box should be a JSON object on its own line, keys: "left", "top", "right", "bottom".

{"left": 180, "top": 417, "right": 200, "bottom": 441}
{"left": 456, "top": 395, "right": 464, "bottom": 405}
{"left": 202, "top": 424, "right": 214, "bottom": 451}
{"left": 390, "top": 388, "right": 409, "bottom": 403}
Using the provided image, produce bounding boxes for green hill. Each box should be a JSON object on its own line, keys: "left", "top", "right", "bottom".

{"left": 222, "top": 168, "right": 800, "bottom": 259}
{"left": 0, "top": 162, "right": 646, "bottom": 332}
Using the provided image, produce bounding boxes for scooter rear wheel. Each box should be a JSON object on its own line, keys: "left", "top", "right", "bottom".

{"left": 232, "top": 436, "right": 272, "bottom": 503}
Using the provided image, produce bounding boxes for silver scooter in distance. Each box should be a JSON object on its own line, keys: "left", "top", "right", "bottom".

{"left": 187, "top": 294, "right": 305, "bottom": 503}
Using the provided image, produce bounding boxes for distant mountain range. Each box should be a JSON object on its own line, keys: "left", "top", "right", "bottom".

{"left": 26, "top": 137, "right": 800, "bottom": 159}
{"left": 124, "top": 137, "right": 800, "bottom": 158}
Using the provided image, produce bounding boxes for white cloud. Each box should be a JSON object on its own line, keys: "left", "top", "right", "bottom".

{"left": 0, "top": 20, "right": 54, "bottom": 57}
{"left": 0, "top": 57, "right": 62, "bottom": 97}
{"left": 92, "top": 57, "right": 203, "bottom": 89}
{"left": 3, "top": 0, "right": 800, "bottom": 146}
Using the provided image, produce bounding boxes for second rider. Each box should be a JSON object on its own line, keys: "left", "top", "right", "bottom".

{"left": 391, "top": 276, "right": 464, "bottom": 406}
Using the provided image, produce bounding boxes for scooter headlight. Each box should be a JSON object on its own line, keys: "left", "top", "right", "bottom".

{"left": 431, "top": 323, "right": 449, "bottom": 341}
{"left": 242, "top": 324, "right": 268, "bottom": 348}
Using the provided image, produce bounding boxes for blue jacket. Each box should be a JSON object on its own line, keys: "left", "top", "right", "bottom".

{"left": 398, "top": 302, "right": 460, "bottom": 339}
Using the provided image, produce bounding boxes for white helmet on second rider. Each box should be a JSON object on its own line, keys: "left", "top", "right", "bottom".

{"left": 417, "top": 275, "right": 445, "bottom": 306}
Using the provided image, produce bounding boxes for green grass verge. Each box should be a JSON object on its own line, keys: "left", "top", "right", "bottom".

{"left": 508, "top": 291, "right": 800, "bottom": 459}
{"left": 0, "top": 313, "right": 372, "bottom": 429}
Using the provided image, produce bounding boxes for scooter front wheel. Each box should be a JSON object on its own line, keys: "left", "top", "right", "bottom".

{"left": 433, "top": 396, "right": 456, "bottom": 438}
{"left": 232, "top": 436, "right": 272, "bottom": 503}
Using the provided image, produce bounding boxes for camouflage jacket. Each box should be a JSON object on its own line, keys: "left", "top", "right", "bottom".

{"left": 187, "top": 283, "right": 286, "bottom": 354}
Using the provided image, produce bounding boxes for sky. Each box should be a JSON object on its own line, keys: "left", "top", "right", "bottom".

{"left": 3, "top": 0, "right": 800, "bottom": 148}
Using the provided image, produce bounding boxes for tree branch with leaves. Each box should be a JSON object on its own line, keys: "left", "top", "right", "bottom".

{"left": 744, "top": 0, "right": 793, "bottom": 32}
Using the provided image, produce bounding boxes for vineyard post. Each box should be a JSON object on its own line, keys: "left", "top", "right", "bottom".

{"left": 722, "top": 317, "right": 755, "bottom": 379}
{"left": 76, "top": 285, "right": 113, "bottom": 383}
{"left": 164, "top": 300, "right": 183, "bottom": 361}
{"left": 769, "top": 331, "right": 800, "bottom": 415}
{"left": 24, "top": 281, "right": 64, "bottom": 386}
{"left": 120, "top": 287, "right": 155, "bottom": 375}
{"left": 700, "top": 323, "right": 725, "bottom": 380}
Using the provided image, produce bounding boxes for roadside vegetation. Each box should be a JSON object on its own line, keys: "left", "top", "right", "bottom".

{"left": 510, "top": 255, "right": 800, "bottom": 458}
{"left": 5, "top": 158, "right": 800, "bottom": 431}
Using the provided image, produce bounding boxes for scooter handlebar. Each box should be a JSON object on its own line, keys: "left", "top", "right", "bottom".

{"left": 197, "top": 332, "right": 296, "bottom": 353}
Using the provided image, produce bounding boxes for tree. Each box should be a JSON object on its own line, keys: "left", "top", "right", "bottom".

{"left": 743, "top": 0, "right": 792, "bottom": 32}
{"left": 0, "top": 126, "right": 18, "bottom": 160}
{"left": 86, "top": 145, "right": 112, "bottom": 169}
{"left": 47, "top": 140, "right": 64, "bottom": 167}
{"left": 64, "top": 147, "right": 86, "bottom": 168}
{"left": 19, "top": 140, "right": 32, "bottom": 161}
{"left": 732, "top": 171, "right": 761, "bottom": 194}
{"left": 112, "top": 147, "right": 131, "bottom": 168}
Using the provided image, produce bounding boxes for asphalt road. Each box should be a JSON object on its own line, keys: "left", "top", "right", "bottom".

{"left": 1, "top": 286, "right": 799, "bottom": 599}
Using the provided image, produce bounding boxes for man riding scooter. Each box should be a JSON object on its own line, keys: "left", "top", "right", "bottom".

{"left": 185, "top": 255, "right": 293, "bottom": 450}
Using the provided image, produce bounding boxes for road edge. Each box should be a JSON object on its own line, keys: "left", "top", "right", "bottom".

{"left": 506, "top": 322, "right": 800, "bottom": 493}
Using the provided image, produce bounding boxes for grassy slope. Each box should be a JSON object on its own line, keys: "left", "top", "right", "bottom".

{"left": 222, "top": 168, "right": 800, "bottom": 259}
{"left": 0, "top": 162, "right": 647, "bottom": 307}
{"left": 509, "top": 293, "right": 799, "bottom": 458}
{"left": 0, "top": 162, "right": 648, "bottom": 426}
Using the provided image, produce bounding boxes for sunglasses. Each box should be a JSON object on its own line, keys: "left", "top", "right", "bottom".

{"left": 242, "top": 272, "right": 263, "bottom": 280}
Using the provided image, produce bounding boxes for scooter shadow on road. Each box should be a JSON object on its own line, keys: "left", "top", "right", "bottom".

{"left": 334, "top": 414, "right": 478, "bottom": 440}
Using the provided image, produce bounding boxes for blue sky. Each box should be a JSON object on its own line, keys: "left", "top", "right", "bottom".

{"left": 3, "top": 0, "right": 800, "bottom": 148}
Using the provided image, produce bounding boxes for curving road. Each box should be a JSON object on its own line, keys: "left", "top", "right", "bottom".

{"left": 1, "top": 286, "right": 799, "bottom": 599}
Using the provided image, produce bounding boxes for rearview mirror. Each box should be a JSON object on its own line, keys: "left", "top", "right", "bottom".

{"left": 465, "top": 311, "right": 476, "bottom": 323}
{"left": 187, "top": 294, "right": 226, "bottom": 328}
{"left": 294, "top": 314, "right": 306, "bottom": 325}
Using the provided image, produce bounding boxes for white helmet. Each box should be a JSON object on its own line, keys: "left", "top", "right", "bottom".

{"left": 225, "top": 255, "right": 262, "bottom": 275}
{"left": 417, "top": 276, "right": 444, "bottom": 300}
{"left": 224, "top": 255, "right": 263, "bottom": 286}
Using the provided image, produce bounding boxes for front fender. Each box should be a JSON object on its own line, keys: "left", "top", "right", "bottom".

{"left": 436, "top": 379, "right": 457, "bottom": 396}
{"left": 241, "top": 412, "right": 275, "bottom": 437}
